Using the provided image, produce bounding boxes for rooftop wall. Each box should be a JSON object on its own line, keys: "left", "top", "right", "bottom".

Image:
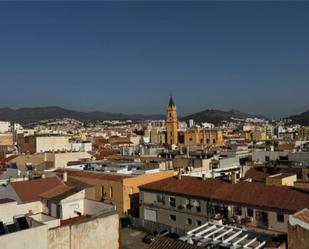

{"left": 48, "top": 212, "right": 119, "bottom": 249}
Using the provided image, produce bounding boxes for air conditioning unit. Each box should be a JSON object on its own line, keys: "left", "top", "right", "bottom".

{"left": 178, "top": 204, "right": 186, "bottom": 209}
{"left": 236, "top": 215, "right": 242, "bottom": 223}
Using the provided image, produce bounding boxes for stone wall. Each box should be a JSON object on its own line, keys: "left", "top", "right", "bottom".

{"left": 288, "top": 223, "right": 309, "bottom": 249}
{"left": 47, "top": 212, "right": 119, "bottom": 249}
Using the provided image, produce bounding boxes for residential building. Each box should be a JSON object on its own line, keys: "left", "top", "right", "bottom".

{"left": 4, "top": 152, "right": 91, "bottom": 177}
{"left": 0, "top": 121, "right": 11, "bottom": 133}
{"left": 299, "top": 126, "right": 309, "bottom": 140}
{"left": 266, "top": 173, "right": 297, "bottom": 187}
{"left": 0, "top": 175, "right": 119, "bottom": 249}
{"left": 0, "top": 133, "right": 13, "bottom": 146}
{"left": 61, "top": 169, "right": 174, "bottom": 216}
{"left": 0, "top": 198, "right": 119, "bottom": 249}
{"left": 139, "top": 175, "right": 309, "bottom": 234}
{"left": 288, "top": 208, "right": 309, "bottom": 249}
{"left": 17, "top": 134, "right": 71, "bottom": 153}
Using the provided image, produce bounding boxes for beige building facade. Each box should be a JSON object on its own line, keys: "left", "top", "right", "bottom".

{"left": 180, "top": 127, "right": 223, "bottom": 147}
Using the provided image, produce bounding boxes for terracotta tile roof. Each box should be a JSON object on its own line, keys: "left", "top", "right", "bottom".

{"left": 10, "top": 176, "right": 64, "bottom": 203}
{"left": 294, "top": 208, "right": 309, "bottom": 224}
{"left": 0, "top": 155, "right": 18, "bottom": 164}
{"left": 140, "top": 176, "right": 309, "bottom": 212}
{"left": 0, "top": 168, "right": 6, "bottom": 175}
{"left": 244, "top": 167, "right": 270, "bottom": 182}
{"left": 59, "top": 169, "right": 131, "bottom": 182}
{"left": 39, "top": 184, "right": 81, "bottom": 202}
{"left": 61, "top": 215, "right": 91, "bottom": 226}
{"left": 147, "top": 236, "right": 201, "bottom": 249}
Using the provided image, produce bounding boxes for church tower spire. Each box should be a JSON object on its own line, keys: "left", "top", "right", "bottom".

{"left": 166, "top": 95, "right": 178, "bottom": 145}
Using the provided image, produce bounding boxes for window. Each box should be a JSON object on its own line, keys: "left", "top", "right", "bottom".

{"left": 169, "top": 197, "right": 176, "bottom": 208}
{"left": 56, "top": 205, "right": 61, "bottom": 218}
{"left": 247, "top": 208, "right": 253, "bottom": 217}
{"left": 206, "top": 139, "right": 210, "bottom": 144}
{"left": 196, "top": 220, "right": 202, "bottom": 226}
{"left": 277, "top": 213, "right": 284, "bottom": 223}
{"left": 110, "top": 186, "right": 113, "bottom": 198}
{"left": 213, "top": 139, "right": 216, "bottom": 144}
{"left": 169, "top": 214, "right": 176, "bottom": 221}
{"left": 195, "top": 200, "right": 201, "bottom": 212}
{"left": 189, "top": 138, "right": 193, "bottom": 141}
{"left": 101, "top": 186, "right": 105, "bottom": 198}
{"left": 186, "top": 218, "right": 192, "bottom": 225}
{"left": 234, "top": 206, "right": 242, "bottom": 216}
{"left": 157, "top": 195, "right": 165, "bottom": 204}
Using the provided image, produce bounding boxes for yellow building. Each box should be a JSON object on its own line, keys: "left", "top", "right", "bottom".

{"left": 242, "top": 128, "right": 267, "bottom": 142}
{"left": 63, "top": 170, "right": 174, "bottom": 216}
{"left": 299, "top": 126, "right": 309, "bottom": 140}
{"left": 166, "top": 96, "right": 178, "bottom": 145}
{"left": 266, "top": 173, "right": 297, "bottom": 186}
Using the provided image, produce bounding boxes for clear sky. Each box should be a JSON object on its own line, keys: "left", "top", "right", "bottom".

{"left": 0, "top": 1, "right": 309, "bottom": 117}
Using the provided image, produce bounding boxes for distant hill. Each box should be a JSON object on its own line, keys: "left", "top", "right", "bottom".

{"left": 288, "top": 110, "right": 309, "bottom": 125}
{"left": 0, "top": 106, "right": 268, "bottom": 126}
{"left": 182, "top": 109, "right": 265, "bottom": 125}
{"left": 0, "top": 107, "right": 165, "bottom": 125}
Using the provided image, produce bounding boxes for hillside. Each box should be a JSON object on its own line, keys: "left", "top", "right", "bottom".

{"left": 0, "top": 107, "right": 164, "bottom": 125}
{"left": 288, "top": 110, "right": 309, "bottom": 125}
{"left": 182, "top": 109, "right": 263, "bottom": 125}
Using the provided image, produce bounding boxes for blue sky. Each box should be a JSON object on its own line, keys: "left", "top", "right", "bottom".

{"left": 0, "top": 1, "right": 308, "bottom": 117}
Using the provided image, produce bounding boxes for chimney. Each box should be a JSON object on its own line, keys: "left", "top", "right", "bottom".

{"left": 231, "top": 172, "right": 238, "bottom": 184}
{"left": 63, "top": 171, "right": 68, "bottom": 182}
{"left": 202, "top": 174, "right": 206, "bottom": 181}
{"left": 211, "top": 171, "right": 215, "bottom": 179}
{"left": 177, "top": 168, "right": 182, "bottom": 180}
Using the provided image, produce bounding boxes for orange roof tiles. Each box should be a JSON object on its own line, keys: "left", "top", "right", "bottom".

{"left": 61, "top": 170, "right": 132, "bottom": 182}
{"left": 140, "top": 176, "right": 309, "bottom": 212}
{"left": 295, "top": 209, "right": 309, "bottom": 224}
{"left": 10, "top": 177, "right": 64, "bottom": 203}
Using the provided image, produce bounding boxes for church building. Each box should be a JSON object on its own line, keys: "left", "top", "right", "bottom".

{"left": 165, "top": 96, "right": 223, "bottom": 147}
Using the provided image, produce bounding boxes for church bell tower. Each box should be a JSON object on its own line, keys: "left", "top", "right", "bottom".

{"left": 166, "top": 95, "right": 178, "bottom": 145}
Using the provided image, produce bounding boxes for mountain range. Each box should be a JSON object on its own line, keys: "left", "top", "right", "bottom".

{"left": 0, "top": 107, "right": 165, "bottom": 125}
{"left": 288, "top": 110, "right": 309, "bottom": 125}
{"left": 0, "top": 106, "right": 269, "bottom": 126}
{"left": 182, "top": 109, "right": 265, "bottom": 124}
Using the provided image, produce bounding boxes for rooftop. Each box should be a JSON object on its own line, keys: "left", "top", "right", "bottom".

{"left": 147, "top": 236, "right": 201, "bottom": 249}
{"left": 268, "top": 173, "right": 295, "bottom": 180}
{"left": 10, "top": 176, "right": 64, "bottom": 203}
{"left": 59, "top": 169, "right": 132, "bottom": 182}
{"left": 140, "top": 176, "right": 309, "bottom": 212}
{"left": 294, "top": 208, "right": 309, "bottom": 224}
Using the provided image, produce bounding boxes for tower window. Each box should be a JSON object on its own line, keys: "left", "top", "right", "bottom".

{"left": 169, "top": 113, "right": 171, "bottom": 117}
